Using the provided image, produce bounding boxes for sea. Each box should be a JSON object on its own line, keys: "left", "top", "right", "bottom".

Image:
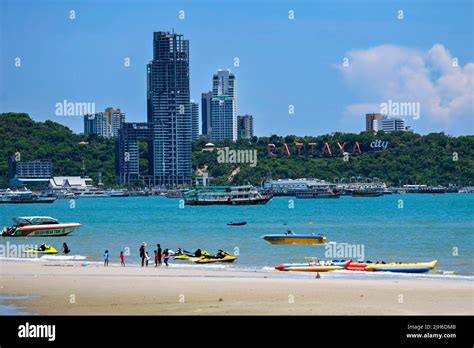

{"left": 1, "top": 194, "right": 473, "bottom": 278}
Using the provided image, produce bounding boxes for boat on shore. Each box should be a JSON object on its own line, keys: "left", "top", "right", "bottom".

{"left": 364, "top": 260, "right": 438, "bottom": 273}
{"left": 275, "top": 260, "right": 349, "bottom": 272}
{"left": 262, "top": 231, "right": 326, "bottom": 245}
{"left": 183, "top": 185, "right": 272, "bottom": 205}
{"left": 2, "top": 216, "right": 81, "bottom": 237}
{"left": 0, "top": 189, "right": 56, "bottom": 204}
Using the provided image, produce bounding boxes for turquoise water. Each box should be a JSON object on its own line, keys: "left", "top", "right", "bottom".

{"left": 1, "top": 194, "right": 473, "bottom": 275}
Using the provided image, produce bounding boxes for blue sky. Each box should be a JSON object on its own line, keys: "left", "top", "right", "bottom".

{"left": 1, "top": 0, "right": 473, "bottom": 135}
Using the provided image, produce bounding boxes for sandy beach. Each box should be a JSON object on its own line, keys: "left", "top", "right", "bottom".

{"left": 0, "top": 260, "right": 473, "bottom": 315}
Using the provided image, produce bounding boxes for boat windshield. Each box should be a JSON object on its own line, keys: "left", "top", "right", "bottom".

{"left": 13, "top": 216, "right": 59, "bottom": 226}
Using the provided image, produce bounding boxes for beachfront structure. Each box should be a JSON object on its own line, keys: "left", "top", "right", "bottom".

{"left": 84, "top": 107, "right": 125, "bottom": 137}
{"left": 201, "top": 91, "right": 212, "bottom": 137}
{"left": 210, "top": 69, "right": 237, "bottom": 142}
{"left": 8, "top": 157, "right": 53, "bottom": 188}
{"left": 237, "top": 114, "right": 254, "bottom": 139}
{"left": 146, "top": 31, "right": 192, "bottom": 187}
{"left": 48, "top": 176, "right": 93, "bottom": 190}
{"left": 191, "top": 101, "right": 199, "bottom": 141}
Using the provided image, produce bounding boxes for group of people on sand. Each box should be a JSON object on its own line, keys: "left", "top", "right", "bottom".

{"left": 102, "top": 242, "right": 170, "bottom": 267}
{"left": 139, "top": 242, "right": 171, "bottom": 267}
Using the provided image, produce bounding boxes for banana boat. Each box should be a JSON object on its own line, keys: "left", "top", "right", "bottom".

{"left": 364, "top": 260, "right": 438, "bottom": 273}
{"left": 275, "top": 260, "right": 350, "bottom": 272}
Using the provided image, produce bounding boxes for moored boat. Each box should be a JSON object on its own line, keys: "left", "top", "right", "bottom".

{"left": 0, "top": 189, "right": 56, "bottom": 204}
{"left": 295, "top": 190, "right": 342, "bottom": 199}
{"left": 262, "top": 231, "right": 326, "bottom": 245}
{"left": 2, "top": 216, "right": 81, "bottom": 237}
{"left": 183, "top": 185, "right": 272, "bottom": 205}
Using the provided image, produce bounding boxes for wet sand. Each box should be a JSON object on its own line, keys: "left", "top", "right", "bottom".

{"left": 0, "top": 261, "right": 472, "bottom": 315}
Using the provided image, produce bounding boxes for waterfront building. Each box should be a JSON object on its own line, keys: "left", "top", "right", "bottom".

{"left": 191, "top": 101, "right": 199, "bottom": 141}
{"left": 237, "top": 114, "right": 254, "bottom": 139}
{"left": 146, "top": 31, "right": 192, "bottom": 187}
{"left": 201, "top": 91, "right": 212, "bottom": 137}
{"left": 210, "top": 69, "right": 237, "bottom": 141}
{"left": 8, "top": 158, "right": 53, "bottom": 179}
{"left": 84, "top": 107, "right": 125, "bottom": 137}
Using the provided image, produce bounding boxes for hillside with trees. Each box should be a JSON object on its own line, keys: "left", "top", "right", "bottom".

{"left": 1, "top": 113, "right": 473, "bottom": 188}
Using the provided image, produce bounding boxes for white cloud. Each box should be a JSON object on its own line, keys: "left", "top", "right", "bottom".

{"left": 337, "top": 44, "right": 474, "bottom": 133}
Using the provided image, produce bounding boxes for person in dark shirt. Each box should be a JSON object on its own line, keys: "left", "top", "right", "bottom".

{"left": 156, "top": 244, "right": 162, "bottom": 267}
{"left": 139, "top": 242, "right": 146, "bottom": 267}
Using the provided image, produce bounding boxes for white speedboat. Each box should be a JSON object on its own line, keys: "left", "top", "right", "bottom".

{"left": 2, "top": 216, "right": 80, "bottom": 237}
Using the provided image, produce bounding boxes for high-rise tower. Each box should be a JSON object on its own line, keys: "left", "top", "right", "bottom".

{"left": 146, "top": 31, "right": 192, "bottom": 187}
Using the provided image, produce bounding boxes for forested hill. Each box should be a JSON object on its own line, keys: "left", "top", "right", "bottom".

{"left": 0, "top": 113, "right": 116, "bottom": 187}
{"left": 1, "top": 113, "right": 473, "bottom": 187}
{"left": 193, "top": 130, "right": 474, "bottom": 187}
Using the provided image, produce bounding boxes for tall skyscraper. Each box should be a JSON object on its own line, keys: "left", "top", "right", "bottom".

{"left": 210, "top": 69, "right": 237, "bottom": 141}
{"left": 84, "top": 107, "right": 125, "bottom": 137}
{"left": 201, "top": 91, "right": 212, "bottom": 137}
{"left": 146, "top": 31, "right": 192, "bottom": 186}
{"left": 237, "top": 115, "right": 254, "bottom": 139}
{"left": 191, "top": 101, "right": 199, "bottom": 141}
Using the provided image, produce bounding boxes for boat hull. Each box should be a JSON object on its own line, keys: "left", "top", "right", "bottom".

{"left": 0, "top": 198, "right": 56, "bottom": 204}
{"left": 5, "top": 224, "right": 80, "bottom": 237}
{"left": 275, "top": 262, "right": 347, "bottom": 272}
{"left": 263, "top": 235, "right": 326, "bottom": 245}
{"left": 185, "top": 196, "right": 272, "bottom": 206}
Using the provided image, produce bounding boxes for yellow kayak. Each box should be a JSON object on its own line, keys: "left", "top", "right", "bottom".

{"left": 24, "top": 244, "right": 58, "bottom": 254}
{"left": 365, "top": 260, "right": 438, "bottom": 273}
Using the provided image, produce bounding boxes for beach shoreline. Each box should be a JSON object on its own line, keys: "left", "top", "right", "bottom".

{"left": 1, "top": 260, "right": 473, "bottom": 315}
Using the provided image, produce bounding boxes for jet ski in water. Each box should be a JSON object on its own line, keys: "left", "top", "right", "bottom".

{"left": 194, "top": 250, "right": 237, "bottom": 264}
{"left": 24, "top": 244, "right": 58, "bottom": 254}
{"left": 173, "top": 248, "right": 210, "bottom": 261}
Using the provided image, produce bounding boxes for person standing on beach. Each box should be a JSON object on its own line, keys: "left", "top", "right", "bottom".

{"left": 120, "top": 251, "right": 125, "bottom": 267}
{"left": 104, "top": 250, "right": 109, "bottom": 267}
{"left": 163, "top": 248, "right": 170, "bottom": 267}
{"left": 139, "top": 242, "right": 146, "bottom": 267}
{"left": 156, "top": 244, "right": 162, "bottom": 267}
{"left": 145, "top": 251, "right": 150, "bottom": 267}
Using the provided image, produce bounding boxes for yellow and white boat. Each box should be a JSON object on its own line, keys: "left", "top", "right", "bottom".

{"left": 262, "top": 231, "right": 326, "bottom": 245}
{"left": 365, "top": 260, "right": 438, "bottom": 273}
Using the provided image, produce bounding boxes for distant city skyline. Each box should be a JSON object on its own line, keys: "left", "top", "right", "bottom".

{"left": 1, "top": 0, "right": 473, "bottom": 136}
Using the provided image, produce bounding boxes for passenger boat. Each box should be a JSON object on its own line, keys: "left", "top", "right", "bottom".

{"left": 0, "top": 189, "right": 56, "bottom": 204}
{"left": 262, "top": 231, "right": 326, "bottom": 245}
{"left": 275, "top": 260, "right": 350, "bottom": 272}
{"left": 364, "top": 260, "right": 438, "bottom": 273}
{"left": 2, "top": 216, "right": 81, "bottom": 237}
{"left": 183, "top": 185, "right": 272, "bottom": 205}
